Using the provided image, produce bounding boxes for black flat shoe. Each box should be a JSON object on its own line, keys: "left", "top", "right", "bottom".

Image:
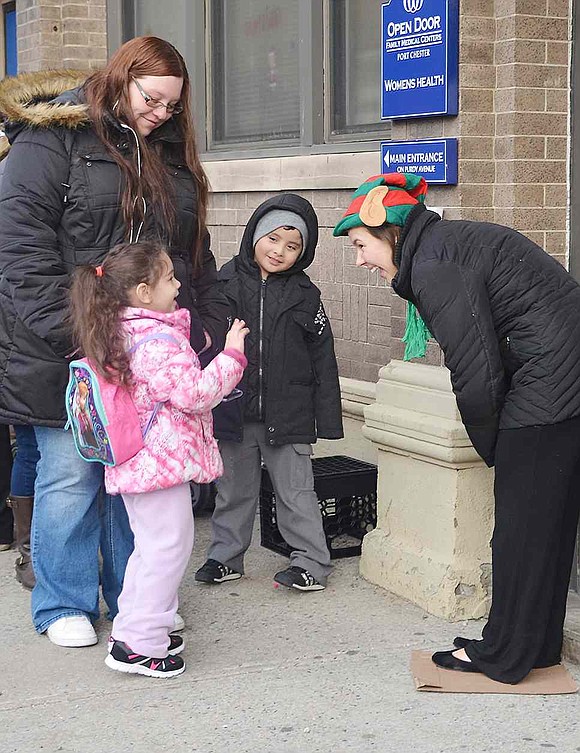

{"left": 453, "top": 636, "right": 471, "bottom": 649}
{"left": 432, "top": 650, "right": 481, "bottom": 673}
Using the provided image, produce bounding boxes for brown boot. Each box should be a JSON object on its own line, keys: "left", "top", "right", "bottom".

{"left": 8, "top": 496, "right": 35, "bottom": 590}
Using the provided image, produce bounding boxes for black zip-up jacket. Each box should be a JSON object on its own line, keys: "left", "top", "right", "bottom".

{"left": 0, "top": 71, "right": 229, "bottom": 426}
{"left": 393, "top": 203, "right": 580, "bottom": 466}
{"left": 213, "top": 194, "right": 343, "bottom": 446}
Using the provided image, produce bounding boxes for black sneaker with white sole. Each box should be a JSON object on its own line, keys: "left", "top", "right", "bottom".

{"left": 195, "top": 558, "right": 242, "bottom": 584}
{"left": 273, "top": 566, "right": 326, "bottom": 592}
{"left": 105, "top": 639, "right": 185, "bottom": 678}
{"left": 107, "top": 633, "right": 184, "bottom": 656}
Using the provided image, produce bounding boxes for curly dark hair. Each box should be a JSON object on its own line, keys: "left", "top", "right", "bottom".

{"left": 69, "top": 241, "right": 169, "bottom": 385}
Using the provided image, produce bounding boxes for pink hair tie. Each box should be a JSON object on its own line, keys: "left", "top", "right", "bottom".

{"left": 95, "top": 265, "right": 104, "bottom": 277}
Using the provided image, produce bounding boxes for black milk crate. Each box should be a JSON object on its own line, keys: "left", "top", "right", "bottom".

{"left": 259, "top": 455, "right": 377, "bottom": 559}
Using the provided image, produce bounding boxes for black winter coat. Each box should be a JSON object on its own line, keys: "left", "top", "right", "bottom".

{"left": 0, "top": 72, "right": 229, "bottom": 426}
{"left": 393, "top": 204, "right": 580, "bottom": 466}
{"left": 213, "top": 194, "right": 343, "bottom": 446}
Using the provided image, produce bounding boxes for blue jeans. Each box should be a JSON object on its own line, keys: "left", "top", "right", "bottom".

{"left": 11, "top": 424, "right": 39, "bottom": 497}
{"left": 32, "top": 427, "right": 134, "bottom": 633}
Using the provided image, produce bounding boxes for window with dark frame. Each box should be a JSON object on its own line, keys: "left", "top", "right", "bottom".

{"left": 209, "top": 0, "right": 391, "bottom": 151}
{"left": 210, "top": 1, "right": 301, "bottom": 147}
{"left": 329, "top": 0, "right": 392, "bottom": 139}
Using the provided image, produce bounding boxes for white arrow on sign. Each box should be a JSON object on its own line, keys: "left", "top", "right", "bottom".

{"left": 383, "top": 150, "right": 391, "bottom": 168}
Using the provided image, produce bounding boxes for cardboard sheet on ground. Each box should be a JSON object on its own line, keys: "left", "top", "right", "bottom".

{"left": 411, "top": 650, "right": 578, "bottom": 694}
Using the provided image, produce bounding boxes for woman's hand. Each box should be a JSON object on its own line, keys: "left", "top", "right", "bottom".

{"left": 224, "top": 318, "right": 249, "bottom": 354}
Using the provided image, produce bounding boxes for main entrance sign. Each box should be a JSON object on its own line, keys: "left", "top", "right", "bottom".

{"left": 380, "top": 138, "right": 458, "bottom": 184}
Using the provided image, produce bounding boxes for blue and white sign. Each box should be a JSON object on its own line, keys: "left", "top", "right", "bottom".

{"left": 381, "top": 139, "right": 458, "bottom": 184}
{"left": 381, "top": 0, "right": 459, "bottom": 120}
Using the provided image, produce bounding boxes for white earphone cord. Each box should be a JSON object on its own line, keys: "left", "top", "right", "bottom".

{"left": 120, "top": 122, "right": 147, "bottom": 244}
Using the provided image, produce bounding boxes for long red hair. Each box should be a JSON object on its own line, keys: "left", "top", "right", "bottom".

{"left": 84, "top": 36, "right": 209, "bottom": 268}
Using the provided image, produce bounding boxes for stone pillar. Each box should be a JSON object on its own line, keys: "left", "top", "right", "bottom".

{"left": 360, "top": 360, "right": 494, "bottom": 621}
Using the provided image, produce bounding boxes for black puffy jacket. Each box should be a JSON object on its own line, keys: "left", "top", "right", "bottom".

{"left": 393, "top": 204, "right": 580, "bottom": 466}
{"left": 0, "top": 71, "right": 229, "bottom": 426}
{"left": 213, "top": 194, "right": 343, "bottom": 445}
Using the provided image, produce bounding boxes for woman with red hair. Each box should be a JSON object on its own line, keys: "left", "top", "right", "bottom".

{"left": 0, "top": 37, "right": 228, "bottom": 647}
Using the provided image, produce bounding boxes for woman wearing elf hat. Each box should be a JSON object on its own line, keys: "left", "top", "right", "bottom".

{"left": 334, "top": 173, "right": 580, "bottom": 684}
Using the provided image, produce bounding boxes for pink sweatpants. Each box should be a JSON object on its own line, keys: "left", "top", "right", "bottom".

{"left": 111, "top": 483, "right": 194, "bottom": 658}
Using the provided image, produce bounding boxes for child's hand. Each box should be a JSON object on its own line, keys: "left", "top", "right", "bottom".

{"left": 225, "top": 319, "right": 250, "bottom": 354}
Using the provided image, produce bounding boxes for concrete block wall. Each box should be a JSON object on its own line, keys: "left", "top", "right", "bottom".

{"left": 208, "top": 0, "right": 572, "bottom": 383}
{"left": 16, "top": 0, "right": 107, "bottom": 72}
{"left": 493, "top": 0, "right": 570, "bottom": 265}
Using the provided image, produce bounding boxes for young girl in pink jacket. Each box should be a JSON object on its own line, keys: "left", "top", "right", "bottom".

{"left": 69, "top": 241, "right": 248, "bottom": 678}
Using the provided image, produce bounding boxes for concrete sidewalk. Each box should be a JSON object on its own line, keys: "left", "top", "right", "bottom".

{"left": 1, "top": 517, "right": 580, "bottom": 753}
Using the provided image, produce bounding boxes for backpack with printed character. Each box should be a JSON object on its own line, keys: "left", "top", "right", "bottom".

{"left": 65, "top": 332, "right": 177, "bottom": 466}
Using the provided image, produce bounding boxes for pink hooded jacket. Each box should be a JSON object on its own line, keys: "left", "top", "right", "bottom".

{"left": 105, "top": 307, "right": 246, "bottom": 495}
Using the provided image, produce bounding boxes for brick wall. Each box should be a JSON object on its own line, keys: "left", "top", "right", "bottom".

{"left": 16, "top": 0, "right": 106, "bottom": 72}
{"left": 493, "top": 0, "right": 570, "bottom": 266}
{"left": 208, "top": 0, "right": 572, "bottom": 382}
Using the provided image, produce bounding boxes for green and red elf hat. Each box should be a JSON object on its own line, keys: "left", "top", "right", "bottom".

{"left": 333, "top": 173, "right": 431, "bottom": 362}
{"left": 332, "top": 173, "right": 428, "bottom": 237}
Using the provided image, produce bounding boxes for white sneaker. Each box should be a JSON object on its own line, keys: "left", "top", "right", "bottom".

{"left": 46, "top": 616, "right": 98, "bottom": 647}
{"left": 173, "top": 612, "right": 185, "bottom": 632}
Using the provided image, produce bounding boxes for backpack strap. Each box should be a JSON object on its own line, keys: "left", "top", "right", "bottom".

{"left": 127, "top": 332, "right": 180, "bottom": 438}
{"left": 142, "top": 403, "right": 162, "bottom": 439}
{"left": 127, "top": 332, "right": 179, "bottom": 353}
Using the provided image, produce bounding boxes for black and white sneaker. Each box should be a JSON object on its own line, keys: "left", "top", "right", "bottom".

{"left": 273, "top": 566, "right": 326, "bottom": 592}
{"left": 107, "top": 633, "right": 184, "bottom": 656}
{"left": 195, "top": 558, "right": 242, "bottom": 584}
{"left": 105, "top": 639, "right": 185, "bottom": 678}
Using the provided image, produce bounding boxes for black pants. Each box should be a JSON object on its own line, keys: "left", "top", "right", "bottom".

{"left": 466, "top": 416, "right": 580, "bottom": 683}
{"left": 0, "top": 424, "right": 13, "bottom": 544}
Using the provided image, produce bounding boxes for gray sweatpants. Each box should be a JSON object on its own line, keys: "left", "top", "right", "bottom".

{"left": 207, "top": 423, "right": 332, "bottom": 584}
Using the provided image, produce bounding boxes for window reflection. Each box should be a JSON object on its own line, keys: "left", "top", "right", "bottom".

{"left": 211, "top": 1, "right": 301, "bottom": 146}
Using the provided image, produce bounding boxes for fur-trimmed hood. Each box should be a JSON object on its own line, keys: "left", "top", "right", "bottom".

{"left": 0, "top": 69, "right": 89, "bottom": 160}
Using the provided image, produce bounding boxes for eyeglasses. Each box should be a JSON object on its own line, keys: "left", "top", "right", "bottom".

{"left": 132, "top": 77, "right": 184, "bottom": 115}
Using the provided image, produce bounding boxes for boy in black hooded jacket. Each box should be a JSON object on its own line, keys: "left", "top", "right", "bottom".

{"left": 195, "top": 194, "right": 343, "bottom": 590}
